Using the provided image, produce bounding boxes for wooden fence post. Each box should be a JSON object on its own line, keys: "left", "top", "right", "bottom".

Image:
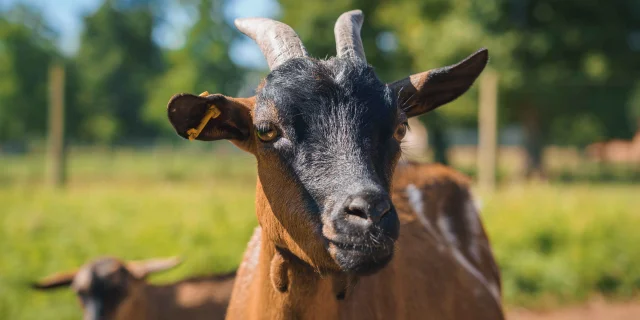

{"left": 478, "top": 68, "right": 498, "bottom": 192}
{"left": 47, "top": 61, "right": 67, "bottom": 187}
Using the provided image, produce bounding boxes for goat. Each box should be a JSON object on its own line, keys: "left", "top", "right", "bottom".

{"left": 32, "top": 256, "right": 235, "bottom": 320}
{"left": 585, "top": 129, "right": 640, "bottom": 164}
{"left": 166, "top": 10, "right": 503, "bottom": 319}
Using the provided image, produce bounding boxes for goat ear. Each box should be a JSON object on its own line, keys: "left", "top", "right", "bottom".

{"left": 32, "top": 270, "right": 77, "bottom": 290}
{"left": 167, "top": 93, "right": 256, "bottom": 152}
{"left": 126, "top": 256, "right": 182, "bottom": 279}
{"left": 389, "top": 48, "right": 488, "bottom": 118}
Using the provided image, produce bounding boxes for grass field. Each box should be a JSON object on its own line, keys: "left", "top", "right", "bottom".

{"left": 1, "top": 147, "right": 639, "bottom": 319}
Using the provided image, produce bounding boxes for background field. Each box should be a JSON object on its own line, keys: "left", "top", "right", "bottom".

{"left": 1, "top": 147, "right": 639, "bottom": 319}
{"left": 2, "top": 0, "right": 640, "bottom": 319}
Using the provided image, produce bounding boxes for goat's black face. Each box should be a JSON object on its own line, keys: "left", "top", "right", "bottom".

{"left": 166, "top": 40, "right": 488, "bottom": 275}
{"left": 72, "top": 258, "right": 131, "bottom": 320}
{"left": 254, "top": 58, "right": 403, "bottom": 274}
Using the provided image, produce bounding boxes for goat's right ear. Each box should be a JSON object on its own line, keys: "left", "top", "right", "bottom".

{"left": 127, "top": 256, "right": 182, "bottom": 279}
{"left": 32, "top": 270, "right": 77, "bottom": 290}
{"left": 167, "top": 93, "right": 256, "bottom": 152}
{"left": 389, "top": 48, "right": 488, "bottom": 118}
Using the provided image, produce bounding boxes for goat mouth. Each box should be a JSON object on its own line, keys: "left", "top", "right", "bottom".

{"left": 327, "top": 239, "right": 391, "bottom": 253}
{"left": 325, "top": 237, "right": 395, "bottom": 275}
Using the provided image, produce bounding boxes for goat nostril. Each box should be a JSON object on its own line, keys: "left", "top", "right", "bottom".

{"left": 345, "top": 207, "right": 368, "bottom": 220}
{"left": 344, "top": 195, "right": 392, "bottom": 223}
{"left": 346, "top": 197, "right": 369, "bottom": 220}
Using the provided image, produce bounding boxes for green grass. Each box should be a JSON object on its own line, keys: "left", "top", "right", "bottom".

{"left": 0, "top": 147, "right": 258, "bottom": 319}
{"left": 1, "top": 148, "right": 639, "bottom": 318}
{"left": 482, "top": 183, "right": 640, "bottom": 307}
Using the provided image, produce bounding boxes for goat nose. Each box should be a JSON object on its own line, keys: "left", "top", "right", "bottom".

{"left": 344, "top": 193, "right": 392, "bottom": 223}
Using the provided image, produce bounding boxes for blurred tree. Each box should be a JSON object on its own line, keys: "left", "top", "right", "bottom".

{"left": 628, "top": 82, "right": 640, "bottom": 131}
{"left": 143, "top": 0, "right": 244, "bottom": 136}
{"left": 494, "top": 0, "right": 640, "bottom": 177}
{"left": 73, "top": 0, "right": 164, "bottom": 143}
{"left": 0, "top": 5, "right": 59, "bottom": 142}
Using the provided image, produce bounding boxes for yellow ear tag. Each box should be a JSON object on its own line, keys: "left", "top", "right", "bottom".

{"left": 186, "top": 91, "right": 222, "bottom": 141}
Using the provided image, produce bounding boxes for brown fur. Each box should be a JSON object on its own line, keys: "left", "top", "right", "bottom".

{"left": 33, "top": 257, "right": 235, "bottom": 320}
{"left": 140, "top": 273, "right": 235, "bottom": 320}
{"left": 227, "top": 161, "right": 504, "bottom": 319}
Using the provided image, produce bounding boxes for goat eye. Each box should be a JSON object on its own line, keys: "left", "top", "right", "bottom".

{"left": 393, "top": 122, "right": 408, "bottom": 141}
{"left": 255, "top": 123, "right": 279, "bottom": 142}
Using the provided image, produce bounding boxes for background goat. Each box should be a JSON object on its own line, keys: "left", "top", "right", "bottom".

{"left": 586, "top": 129, "right": 640, "bottom": 164}
{"left": 32, "top": 256, "right": 234, "bottom": 320}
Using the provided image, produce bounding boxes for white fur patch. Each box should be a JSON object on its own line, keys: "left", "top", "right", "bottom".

{"left": 437, "top": 215, "right": 459, "bottom": 247}
{"left": 451, "top": 191, "right": 501, "bottom": 304}
{"left": 243, "top": 227, "right": 261, "bottom": 271}
{"left": 406, "top": 184, "right": 441, "bottom": 243}
{"left": 406, "top": 184, "right": 424, "bottom": 214}
{"left": 450, "top": 247, "right": 500, "bottom": 304}
{"left": 406, "top": 184, "right": 500, "bottom": 303}
{"left": 465, "top": 193, "right": 483, "bottom": 264}
{"left": 473, "top": 197, "right": 483, "bottom": 211}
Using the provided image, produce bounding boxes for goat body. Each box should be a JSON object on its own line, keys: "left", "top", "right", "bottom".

{"left": 227, "top": 162, "right": 503, "bottom": 319}
{"left": 33, "top": 257, "right": 235, "bottom": 320}
{"left": 586, "top": 131, "right": 640, "bottom": 164}
{"left": 134, "top": 273, "right": 235, "bottom": 320}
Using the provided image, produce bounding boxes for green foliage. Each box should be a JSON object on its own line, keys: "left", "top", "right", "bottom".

{"left": 550, "top": 114, "right": 605, "bottom": 147}
{"left": 551, "top": 164, "right": 640, "bottom": 183}
{"left": 628, "top": 82, "right": 640, "bottom": 128}
{"left": 483, "top": 184, "right": 640, "bottom": 307}
{"left": 0, "top": 5, "right": 58, "bottom": 141}
{"left": 73, "top": 1, "right": 164, "bottom": 142}
{"left": 0, "top": 0, "right": 244, "bottom": 144}
{"left": 496, "top": 0, "right": 639, "bottom": 142}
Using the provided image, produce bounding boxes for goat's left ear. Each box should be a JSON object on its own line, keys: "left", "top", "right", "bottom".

{"left": 389, "top": 48, "right": 488, "bottom": 118}
{"left": 127, "top": 256, "right": 182, "bottom": 279}
{"left": 32, "top": 270, "right": 78, "bottom": 290}
{"left": 167, "top": 93, "right": 255, "bottom": 152}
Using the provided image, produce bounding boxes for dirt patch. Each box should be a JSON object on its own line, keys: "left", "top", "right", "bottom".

{"left": 508, "top": 299, "right": 640, "bottom": 320}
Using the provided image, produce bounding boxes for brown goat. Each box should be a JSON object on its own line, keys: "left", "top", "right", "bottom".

{"left": 32, "top": 256, "right": 235, "bottom": 320}
{"left": 166, "top": 9, "right": 503, "bottom": 320}
{"left": 585, "top": 130, "right": 640, "bottom": 164}
{"left": 225, "top": 161, "right": 502, "bottom": 320}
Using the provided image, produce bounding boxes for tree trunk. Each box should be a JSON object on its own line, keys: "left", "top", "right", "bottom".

{"left": 521, "top": 105, "right": 545, "bottom": 180}
{"left": 423, "top": 112, "right": 449, "bottom": 165}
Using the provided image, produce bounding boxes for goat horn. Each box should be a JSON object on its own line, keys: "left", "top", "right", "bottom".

{"left": 334, "top": 10, "right": 366, "bottom": 62}
{"left": 234, "top": 18, "right": 308, "bottom": 70}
